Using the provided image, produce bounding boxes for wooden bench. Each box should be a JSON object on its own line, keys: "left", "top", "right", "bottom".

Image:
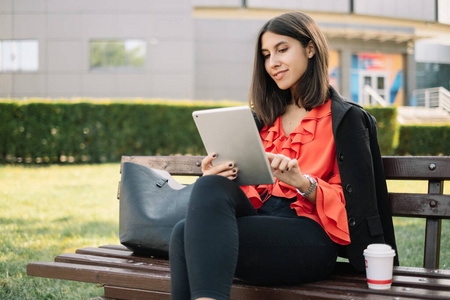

{"left": 27, "top": 155, "right": 450, "bottom": 299}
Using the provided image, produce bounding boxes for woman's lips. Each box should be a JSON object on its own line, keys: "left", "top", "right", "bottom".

{"left": 273, "top": 70, "right": 287, "bottom": 80}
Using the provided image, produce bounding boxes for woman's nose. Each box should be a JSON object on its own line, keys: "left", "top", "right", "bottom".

{"left": 269, "top": 55, "right": 280, "bottom": 68}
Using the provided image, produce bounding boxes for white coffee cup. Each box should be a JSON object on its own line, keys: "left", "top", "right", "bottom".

{"left": 363, "top": 244, "right": 396, "bottom": 290}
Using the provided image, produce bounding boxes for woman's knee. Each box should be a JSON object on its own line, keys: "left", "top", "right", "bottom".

{"left": 170, "top": 219, "right": 186, "bottom": 253}
{"left": 189, "top": 175, "right": 256, "bottom": 219}
{"left": 190, "top": 175, "right": 238, "bottom": 208}
{"left": 193, "top": 175, "right": 233, "bottom": 194}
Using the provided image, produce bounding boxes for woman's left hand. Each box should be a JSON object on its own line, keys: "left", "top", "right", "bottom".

{"left": 266, "top": 152, "right": 306, "bottom": 190}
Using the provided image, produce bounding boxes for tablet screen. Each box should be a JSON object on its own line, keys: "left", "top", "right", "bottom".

{"left": 193, "top": 106, "right": 275, "bottom": 186}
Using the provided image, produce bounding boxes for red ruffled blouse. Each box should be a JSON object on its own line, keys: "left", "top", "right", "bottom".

{"left": 241, "top": 100, "right": 351, "bottom": 245}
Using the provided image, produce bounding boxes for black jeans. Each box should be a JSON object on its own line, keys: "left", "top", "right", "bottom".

{"left": 169, "top": 175, "right": 339, "bottom": 300}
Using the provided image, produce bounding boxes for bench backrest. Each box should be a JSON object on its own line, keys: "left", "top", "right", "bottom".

{"left": 120, "top": 155, "right": 450, "bottom": 269}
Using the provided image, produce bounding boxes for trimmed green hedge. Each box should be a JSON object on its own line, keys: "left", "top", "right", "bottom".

{"left": 365, "top": 107, "right": 397, "bottom": 155}
{"left": 0, "top": 100, "right": 448, "bottom": 164}
{"left": 396, "top": 125, "right": 450, "bottom": 156}
{"left": 0, "top": 101, "right": 227, "bottom": 164}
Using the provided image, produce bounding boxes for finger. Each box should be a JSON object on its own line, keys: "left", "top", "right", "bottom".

{"left": 205, "top": 161, "right": 235, "bottom": 176}
{"left": 223, "top": 168, "right": 238, "bottom": 180}
{"left": 287, "top": 159, "right": 298, "bottom": 172}
{"left": 213, "top": 161, "right": 235, "bottom": 173}
{"left": 270, "top": 154, "right": 284, "bottom": 170}
{"left": 228, "top": 175, "right": 237, "bottom": 180}
{"left": 278, "top": 158, "right": 290, "bottom": 172}
{"left": 266, "top": 152, "right": 276, "bottom": 162}
{"left": 211, "top": 167, "right": 238, "bottom": 179}
{"left": 201, "top": 153, "right": 218, "bottom": 171}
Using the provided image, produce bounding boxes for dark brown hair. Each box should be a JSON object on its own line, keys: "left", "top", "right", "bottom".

{"left": 249, "top": 12, "right": 330, "bottom": 126}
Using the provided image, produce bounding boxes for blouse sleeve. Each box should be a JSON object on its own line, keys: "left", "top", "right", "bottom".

{"left": 291, "top": 159, "right": 350, "bottom": 245}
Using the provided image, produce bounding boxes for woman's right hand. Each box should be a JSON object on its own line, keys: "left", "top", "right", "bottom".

{"left": 201, "top": 153, "right": 238, "bottom": 180}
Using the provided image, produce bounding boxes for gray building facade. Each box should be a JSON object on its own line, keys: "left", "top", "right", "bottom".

{"left": 1, "top": 0, "right": 449, "bottom": 105}
{"left": 0, "top": 0, "right": 194, "bottom": 98}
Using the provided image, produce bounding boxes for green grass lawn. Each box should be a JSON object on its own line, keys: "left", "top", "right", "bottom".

{"left": 0, "top": 164, "right": 121, "bottom": 299}
{"left": 0, "top": 164, "right": 449, "bottom": 299}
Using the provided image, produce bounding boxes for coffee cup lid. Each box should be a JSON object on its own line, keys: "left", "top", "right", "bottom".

{"left": 363, "top": 243, "right": 396, "bottom": 257}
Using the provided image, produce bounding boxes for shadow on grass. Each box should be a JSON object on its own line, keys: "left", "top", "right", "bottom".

{"left": 0, "top": 217, "right": 119, "bottom": 300}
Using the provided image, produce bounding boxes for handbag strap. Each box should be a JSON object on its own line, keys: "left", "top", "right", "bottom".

{"left": 156, "top": 178, "right": 169, "bottom": 188}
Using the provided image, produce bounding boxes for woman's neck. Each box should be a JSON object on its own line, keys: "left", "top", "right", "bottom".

{"left": 281, "top": 103, "right": 308, "bottom": 136}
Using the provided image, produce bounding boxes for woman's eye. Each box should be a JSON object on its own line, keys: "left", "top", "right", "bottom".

{"left": 279, "top": 48, "right": 288, "bottom": 53}
{"left": 263, "top": 53, "right": 270, "bottom": 59}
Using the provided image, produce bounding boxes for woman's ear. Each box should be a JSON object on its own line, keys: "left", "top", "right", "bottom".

{"left": 306, "top": 41, "right": 316, "bottom": 59}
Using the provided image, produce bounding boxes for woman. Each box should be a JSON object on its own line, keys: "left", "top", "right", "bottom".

{"left": 170, "top": 11, "right": 398, "bottom": 300}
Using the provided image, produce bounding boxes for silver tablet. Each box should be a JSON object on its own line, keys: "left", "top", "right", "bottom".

{"left": 192, "top": 106, "right": 275, "bottom": 186}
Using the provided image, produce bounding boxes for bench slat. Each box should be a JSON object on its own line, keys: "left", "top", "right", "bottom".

{"left": 382, "top": 156, "right": 450, "bottom": 180}
{"left": 105, "top": 285, "right": 170, "bottom": 300}
{"left": 75, "top": 247, "right": 170, "bottom": 267}
{"left": 394, "top": 266, "right": 450, "bottom": 279}
{"left": 390, "top": 193, "right": 450, "bottom": 218}
{"left": 99, "top": 244, "right": 131, "bottom": 251}
{"left": 328, "top": 272, "right": 450, "bottom": 291}
{"left": 105, "top": 282, "right": 409, "bottom": 300}
{"left": 121, "top": 155, "right": 204, "bottom": 176}
{"left": 304, "top": 279, "right": 450, "bottom": 300}
{"left": 26, "top": 262, "right": 171, "bottom": 291}
{"left": 394, "top": 275, "right": 450, "bottom": 291}
{"left": 55, "top": 253, "right": 169, "bottom": 272}
{"left": 229, "top": 283, "right": 415, "bottom": 300}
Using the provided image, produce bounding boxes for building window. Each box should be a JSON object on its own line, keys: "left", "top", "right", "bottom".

{"left": 0, "top": 40, "right": 39, "bottom": 72}
{"left": 416, "top": 62, "right": 450, "bottom": 90}
{"left": 89, "top": 39, "right": 146, "bottom": 71}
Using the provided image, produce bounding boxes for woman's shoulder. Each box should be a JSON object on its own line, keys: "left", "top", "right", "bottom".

{"left": 329, "top": 87, "right": 376, "bottom": 130}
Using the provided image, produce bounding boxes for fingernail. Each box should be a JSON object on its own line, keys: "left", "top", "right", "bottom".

{"left": 229, "top": 162, "right": 233, "bottom": 167}
{"left": 212, "top": 153, "right": 217, "bottom": 158}
{"left": 233, "top": 169, "right": 237, "bottom": 173}
{"left": 286, "top": 167, "right": 289, "bottom": 171}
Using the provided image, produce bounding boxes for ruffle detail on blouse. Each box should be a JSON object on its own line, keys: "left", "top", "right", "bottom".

{"left": 259, "top": 122, "right": 280, "bottom": 153}
{"left": 291, "top": 175, "right": 350, "bottom": 245}
{"left": 260, "top": 101, "right": 331, "bottom": 160}
{"left": 281, "top": 118, "right": 316, "bottom": 159}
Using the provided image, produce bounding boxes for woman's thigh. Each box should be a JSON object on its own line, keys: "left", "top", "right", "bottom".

{"left": 235, "top": 216, "right": 339, "bottom": 285}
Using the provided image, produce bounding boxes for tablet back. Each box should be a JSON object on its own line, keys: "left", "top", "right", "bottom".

{"left": 193, "top": 106, "right": 275, "bottom": 186}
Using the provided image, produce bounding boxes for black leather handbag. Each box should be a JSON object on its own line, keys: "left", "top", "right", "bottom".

{"left": 119, "top": 162, "right": 193, "bottom": 257}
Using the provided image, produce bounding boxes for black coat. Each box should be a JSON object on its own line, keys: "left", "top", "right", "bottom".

{"left": 254, "top": 86, "right": 399, "bottom": 272}
{"left": 329, "top": 87, "right": 398, "bottom": 272}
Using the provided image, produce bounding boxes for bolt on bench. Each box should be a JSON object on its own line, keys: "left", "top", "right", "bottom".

{"left": 27, "top": 155, "right": 450, "bottom": 299}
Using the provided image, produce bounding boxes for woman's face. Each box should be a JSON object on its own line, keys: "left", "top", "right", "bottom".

{"left": 261, "top": 31, "right": 315, "bottom": 92}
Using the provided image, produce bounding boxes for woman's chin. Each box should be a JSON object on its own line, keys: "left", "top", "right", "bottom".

{"left": 276, "top": 84, "right": 290, "bottom": 90}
